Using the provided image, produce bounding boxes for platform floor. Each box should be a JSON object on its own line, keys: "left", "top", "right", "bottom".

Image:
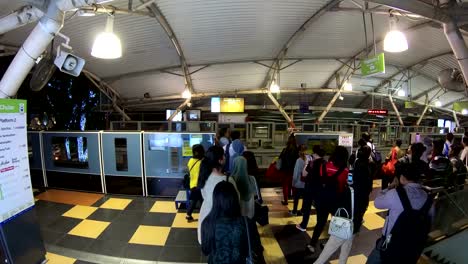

{"left": 36, "top": 181, "right": 386, "bottom": 264}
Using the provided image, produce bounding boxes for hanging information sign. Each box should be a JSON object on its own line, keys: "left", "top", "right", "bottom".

{"left": 367, "top": 109, "right": 388, "bottom": 116}
{"left": 0, "top": 99, "right": 34, "bottom": 224}
{"left": 361, "top": 53, "right": 385, "bottom": 77}
{"left": 338, "top": 135, "right": 353, "bottom": 147}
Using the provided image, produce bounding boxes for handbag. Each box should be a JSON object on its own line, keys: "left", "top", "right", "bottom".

{"left": 183, "top": 159, "right": 200, "bottom": 189}
{"left": 382, "top": 149, "right": 397, "bottom": 176}
{"left": 328, "top": 187, "right": 354, "bottom": 240}
{"left": 254, "top": 201, "right": 269, "bottom": 226}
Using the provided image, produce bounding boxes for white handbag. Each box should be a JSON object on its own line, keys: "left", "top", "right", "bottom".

{"left": 328, "top": 187, "right": 354, "bottom": 240}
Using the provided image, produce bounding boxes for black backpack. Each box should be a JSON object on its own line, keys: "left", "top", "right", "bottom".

{"left": 380, "top": 186, "right": 432, "bottom": 263}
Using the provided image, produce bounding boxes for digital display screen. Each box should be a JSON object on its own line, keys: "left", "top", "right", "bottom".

{"left": 186, "top": 110, "right": 201, "bottom": 121}
{"left": 211, "top": 97, "right": 244, "bottom": 113}
{"left": 367, "top": 109, "right": 388, "bottom": 116}
{"left": 305, "top": 139, "right": 338, "bottom": 156}
{"left": 166, "top": 109, "right": 182, "bottom": 121}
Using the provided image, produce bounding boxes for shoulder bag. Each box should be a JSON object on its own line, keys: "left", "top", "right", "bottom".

{"left": 328, "top": 187, "right": 354, "bottom": 240}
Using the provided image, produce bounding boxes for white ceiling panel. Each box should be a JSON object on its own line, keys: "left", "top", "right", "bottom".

{"left": 113, "top": 72, "right": 185, "bottom": 99}
{"left": 279, "top": 60, "right": 341, "bottom": 89}
{"left": 157, "top": 0, "right": 328, "bottom": 63}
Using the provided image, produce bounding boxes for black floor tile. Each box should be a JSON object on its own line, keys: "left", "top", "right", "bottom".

{"left": 141, "top": 212, "right": 175, "bottom": 227}
{"left": 40, "top": 229, "right": 65, "bottom": 244}
{"left": 158, "top": 246, "right": 201, "bottom": 263}
{"left": 87, "top": 239, "right": 127, "bottom": 258}
{"left": 74, "top": 261, "right": 96, "bottom": 264}
{"left": 124, "top": 244, "right": 163, "bottom": 261}
{"left": 56, "top": 235, "right": 95, "bottom": 251}
{"left": 87, "top": 208, "right": 122, "bottom": 222}
{"left": 97, "top": 221, "right": 139, "bottom": 242}
{"left": 125, "top": 200, "right": 152, "bottom": 212}
{"left": 91, "top": 196, "right": 111, "bottom": 207}
{"left": 47, "top": 217, "right": 82, "bottom": 234}
{"left": 165, "top": 228, "right": 200, "bottom": 247}
{"left": 114, "top": 211, "right": 145, "bottom": 224}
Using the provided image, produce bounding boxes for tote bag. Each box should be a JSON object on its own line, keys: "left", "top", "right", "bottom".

{"left": 328, "top": 187, "right": 354, "bottom": 240}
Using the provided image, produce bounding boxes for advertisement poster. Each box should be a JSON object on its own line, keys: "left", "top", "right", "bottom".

{"left": 0, "top": 99, "right": 34, "bottom": 224}
{"left": 338, "top": 135, "right": 353, "bottom": 147}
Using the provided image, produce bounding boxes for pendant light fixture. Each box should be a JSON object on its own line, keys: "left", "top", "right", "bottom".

{"left": 181, "top": 87, "right": 192, "bottom": 99}
{"left": 435, "top": 100, "right": 442, "bottom": 107}
{"left": 384, "top": 14, "right": 408, "bottom": 53}
{"left": 343, "top": 81, "right": 353, "bottom": 91}
{"left": 91, "top": 15, "right": 122, "bottom": 59}
{"left": 270, "top": 70, "right": 281, "bottom": 93}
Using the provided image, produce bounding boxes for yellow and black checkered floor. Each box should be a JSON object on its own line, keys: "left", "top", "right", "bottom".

{"left": 35, "top": 182, "right": 388, "bottom": 264}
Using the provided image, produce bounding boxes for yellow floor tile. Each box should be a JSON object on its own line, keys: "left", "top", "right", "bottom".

{"left": 366, "top": 201, "right": 386, "bottom": 214}
{"left": 363, "top": 213, "right": 385, "bottom": 230}
{"left": 68, "top": 219, "right": 110, "bottom": 239}
{"left": 258, "top": 225, "right": 287, "bottom": 264}
{"left": 129, "top": 225, "right": 170, "bottom": 246}
{"left": 287, "top": 199, "right": 303, "bottom": 211}
{"left": 46, "top": 252, "right": 76, "bottom": 264}
{"left": 62, "top": 205, "right": 98, "bottom": 219}
{"left": 330, "top": 254, "right": 367, "bottom": 264}
{"left": 99, "top": 198, "right": 132, "bottom": 210}
{"left": 172, "top": 213, "right": 199, "bottom": 228}
{"left": 150, "top": 201, "right": 177, "bottom": 213}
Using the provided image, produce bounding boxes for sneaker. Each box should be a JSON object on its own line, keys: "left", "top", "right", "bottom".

{"left": 281, "top": 200, "right": 288, "bottom": 205}
{"left": 295, "top": 224, "right": 306, "bottom": 232}
{"left": 306, "top": 244, "right": 316, "bottom": 254}
{"left": 186, "top": 215, "right": 194, "bottom": 221}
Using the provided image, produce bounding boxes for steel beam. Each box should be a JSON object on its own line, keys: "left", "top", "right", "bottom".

{"left": 322, "top": 22, "right": 431, "bottom": 88}
{"left": 262, "top": 0, "right": 344, "bottom": 89}
{"left": 364, "top": 0, "right": 450, "bottom": 23}
{"left": 388, "top": 95, "right": 404, "bottom": 125}
{"left": 83, "top": 70, "right": 131, "bottom": 121}
{"left": 412, "top": 84, "right": 442, "bottom": 101}
{"left": 416, "top": 96, "right": 430, "bottom": 126}
{"left": 144, "top": 2, "right": 194, "bottom": 93}
{"left": 453, "top": 110, "right": 460, "bottom": 127}
{"left": 356, "top": 51, "right": 453, "bottom": 107}
{"left": 168, "top": 98, "right": 190, "bottom": 121}
{"left": 442, "top": 98, "right": 464, "bottom": 108}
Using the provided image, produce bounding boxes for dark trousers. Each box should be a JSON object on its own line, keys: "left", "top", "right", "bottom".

{"left": 281, "top": 171, "right": 293, "bottom": 202}
{"left": 187, "top": 188, "right": 202, "bottom": 216}
{"left": 292, "top": 187, "right": 304, "bottom": 213}
{"left": 381, "top": 174, "right": 393, "bottom": 190}
{"left": 299, "top": 184, "right": 316, "bottom": 229}
{"left": 309, "top": 199, "right": 335, "bottom": 246}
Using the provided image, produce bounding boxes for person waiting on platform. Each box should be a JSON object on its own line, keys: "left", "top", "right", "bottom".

{"left": 198, "top": 146, "right": 238, "bottom": 244}
{"left": 290, "top": 144, "right": 311, "bottom": 216}
{"left": 443, "top": 132, "right": 454, "bottom": 157}
{"left": 448, "top": 143, "right": 467, "bottom": 191}
{"left": 314, "top": 146, "right": 373, "bottom": 264}
{"left": 307, "top": 146, "right": 349, "bottom": 254}
{"left": 278, "top": 134, "right": 299, "bottom": 205}
{"left": 186, "top": 144, "right": 205, "bottom": 222}
{"left": 296, "top": 146, "right": 325, "bottom": 232}
{"left": 427, "top": 139, "right": 452, "bottom": 188}
{"left": 397, "top": 142, "right": 428, "bottom": 183}
{"left": 231, "top": 156, "right": 256, "bottom": 218}
{"left": 217, "top": 127, "right": 230, "bottom": 148}
{"left": 386, "top": 139, "right": 405, "bottom": 160}
{"left": 201, "top": 181, "right": 263, "bottom": 264}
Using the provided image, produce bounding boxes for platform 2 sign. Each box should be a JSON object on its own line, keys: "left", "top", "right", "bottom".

{"left": 0, "top": 99, "right": 34, "bottom": 224}
{"left": 367, "top": 109, "right": 388, "bottom": 116}
{"left": 361, "top": 53, "right": 385, "bottom": 77}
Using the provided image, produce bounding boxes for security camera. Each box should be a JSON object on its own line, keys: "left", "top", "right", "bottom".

{"left": 54, "top": 50, "right": 85, "bottom": 77}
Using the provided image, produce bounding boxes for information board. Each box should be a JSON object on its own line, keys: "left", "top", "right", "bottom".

{"left": 361, "top": 53, "right": 385, "bottom": 77}
{"left": 0, "top": 99, "right": 34, "bottom": 224}
{"left": 338, "top": 135, "right": 353, "bottom": 147}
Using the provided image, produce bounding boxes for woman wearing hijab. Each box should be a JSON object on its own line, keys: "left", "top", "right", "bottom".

{"left": 231, "top": 156, "right": 256, "bottom": 218}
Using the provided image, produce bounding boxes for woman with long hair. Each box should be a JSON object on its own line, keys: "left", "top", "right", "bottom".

{"left": 186, "top": 144, "right": 205, "bottom": 222}
{"left": 231, "top": 156, "right": 256, "bottom": 218}
{"left": 278, "top": 134, "right": 299, "bottom": 205}
{"left": 201, "top": 181, "right": 262, "bottom": 264}
{"left": 307, "top": 146, "right": 349, "bottom": 254}
{"left": 198, "top": 146, "right": 238, "bottom": 244}
{"left": 290, "top": 144, "right": 310, "bottom": 216}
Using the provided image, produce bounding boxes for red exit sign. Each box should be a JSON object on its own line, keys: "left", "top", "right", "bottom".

{"left": 367, "top": 109, "right": 388, "bottom": 116}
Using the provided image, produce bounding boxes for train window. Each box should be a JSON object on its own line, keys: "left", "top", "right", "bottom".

{"left": 52, "top": 137, "right": 89, "bottom": 169}
{"left": 114, "top": 138, "right": 128, "bottom": 171}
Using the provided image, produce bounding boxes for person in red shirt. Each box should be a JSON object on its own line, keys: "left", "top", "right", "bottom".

{"left": 307, "top": 146, "right": 349, "bottom": 254}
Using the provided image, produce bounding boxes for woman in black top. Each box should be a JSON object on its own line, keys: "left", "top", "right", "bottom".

{"left": 201, "top": 181, "right": 263, "bottom": 264}
{"left": 279, "top": 134, "right": 299, "bottom": 205}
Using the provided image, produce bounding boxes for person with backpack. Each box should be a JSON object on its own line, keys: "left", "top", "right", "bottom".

{"left": 448, "top": 143, "right": 467, "bottom": 191}
{"left": 278, "top": 134, "right": 299, "bottom": 205}
{"left": 313, "top": 146, "right": 373, "bottom": 264}
{"left": 427, "top": 139, "right": 453, "bottom": 188}
{"left": 366, "top": 162, "right": 434, "bottom": 264}
{"left": 186, "top": 144, "right": 205, "bottom": 222}
{"left": 443, "top": 132, "right": 454, "bottom": 157}
{"left": 296, "top": 146, "right": 325, "bottom": 232}
{"left": 306, "top": 146, "right": 349, "bottom": 254}
{"left": 290, "top": 144, "right": 311, "bottom": 216}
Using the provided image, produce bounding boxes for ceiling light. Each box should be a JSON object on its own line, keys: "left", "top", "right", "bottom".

{"left": 462, "top": 109, "right": 468, "bottom": 115}
{"left": 181, "top": 87, "right": 192, "bottom": 99}
{"left": 91, "top": 16, "right": 122, "bottom": 59}
{"left": 343, "top": 81, "right": 353, "bottom": 91}
{"left": 270, "top": 82, "right": 280, "bottom": 93}
{"left": 384, "top": 16, "right": 408, "bottom": 53}
{"left": 435, "top": 100, "right": 442, "bottom": 107}
{"left": 397, "top": 89, "right": 406, "bottom": 97}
